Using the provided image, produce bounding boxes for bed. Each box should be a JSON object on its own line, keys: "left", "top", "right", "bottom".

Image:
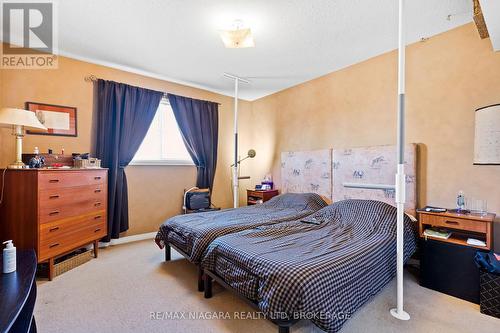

{"left": 155, "top": 192, "right": 328, "bottom": 263}
{"left": 201, "top": 199, "right": 418, "bottom": 333}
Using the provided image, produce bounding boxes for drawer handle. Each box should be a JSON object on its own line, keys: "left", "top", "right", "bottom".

{"left": 94, "top": 189, "right": 101, "bottom": 193}
{"left": 445, "top": 220, "right": 460, "bottom": 225}
{"left": 49, "top": 179, "right": 60, "bottom": 183}
{"left": 49, "top": 227, "right": 60, "bottom": 232}
{"left": 94, "top": 176, "right": 102, "bottom": 180}
{"left": 94, "top": 215, "right": 102, "bottom": 220}
{"left": 94, "top": 202, "right": 102, "bottom": 207}
{"left": 49, "top": 243, "right": 59, "bottom": 248}
{"left": 49, "top": 195, "right": 60, "bottom": 199}
{"left": 94, "top": 228, "right": 101, "bottom": 233}
{"left": 49, "top": 211, "right": 60, "bottom": 216}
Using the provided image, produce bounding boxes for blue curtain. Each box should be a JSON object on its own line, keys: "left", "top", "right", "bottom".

{"left": 95, "top": 79, "right": 163, "bottom": 240}
{"left": 167, "top": 94, "right": 219, "bottom": 190}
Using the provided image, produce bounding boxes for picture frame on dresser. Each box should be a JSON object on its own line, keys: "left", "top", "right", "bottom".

{"left": 25, "top": 101, "right": 78, "bottom": 137}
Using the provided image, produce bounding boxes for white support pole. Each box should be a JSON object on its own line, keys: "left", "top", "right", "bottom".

{"left": 390, "top": 0, "right": 410, "bottom": 321}
{"left": 233, "top": 77, "right": 239, "bottom": 208}
{"left": 223, "top": 73, "right": 250, "bottom": 208}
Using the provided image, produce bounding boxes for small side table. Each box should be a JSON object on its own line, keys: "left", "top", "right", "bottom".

{"left": 418, "top": 210, "right": 495, "bottom": 249}
{"left": 418, "top": 210, "right": 496, "bottom": 304}
{"left": 247, "top": 189, "right": 279, "bottom": 205}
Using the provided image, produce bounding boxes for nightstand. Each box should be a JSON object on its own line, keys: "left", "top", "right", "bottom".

{"left": 418, "top": 210, "right": 496, "bottom": 304}
{"left": 418, "top": 211, "right": 495, "bottom": 250}
{"left": 247, "top": 189, "right": 279, "bottom": 205}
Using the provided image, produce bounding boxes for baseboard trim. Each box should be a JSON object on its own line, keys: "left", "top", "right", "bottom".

{"left": 99, "top": 232, "right": 156, "bottom": 248}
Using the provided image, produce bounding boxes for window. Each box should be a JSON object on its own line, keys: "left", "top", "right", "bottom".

{"left": 131, "top": 99, "right": 193, "bottom": 165}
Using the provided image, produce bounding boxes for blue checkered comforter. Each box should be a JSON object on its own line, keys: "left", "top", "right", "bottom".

{"left": 155, "top": 193, "right": 328, "bottom": 264}
{"left": 201, "top": 199, "right": 418, "bottom": 333}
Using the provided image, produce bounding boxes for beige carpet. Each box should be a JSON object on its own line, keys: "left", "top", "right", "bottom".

{"left": 35, "top": 240, "right": 499, "bottom": 333}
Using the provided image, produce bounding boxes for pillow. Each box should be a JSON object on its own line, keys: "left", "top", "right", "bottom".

{"left": 263, "top": 193, "right": 328, "bottom": 211}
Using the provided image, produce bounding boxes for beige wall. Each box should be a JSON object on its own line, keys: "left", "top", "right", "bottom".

{"left": 2, "top": 23, "right": 499, "bottom": 247}
{"left": 251, "top": 23, "right": 500, "bottom": 250}
{"left": 0, "top": 56, "right": 254, "bottom": 236}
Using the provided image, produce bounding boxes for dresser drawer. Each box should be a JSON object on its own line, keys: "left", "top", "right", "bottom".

{"left": 420, "top": 214, "right": 487, "bottom": 233}
{"left": 39, "top": 199, "right": 106, "bottom": 224}
{"left": 38, "top": 184, "right": 107, "bottom": 224}
{"left": 40, "top": 210, "right": 106, "bottom": 242}
{"left": 39, "top": 185, "right": 106, "bottom": 209}
{"left": 38, "top": 170, "right": 107, "bottom": 190}
{"left": 39, "top": 211, "right": 107, "bottom": 261}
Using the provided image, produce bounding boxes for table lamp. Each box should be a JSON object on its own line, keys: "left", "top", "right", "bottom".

{"left": 0, "top": 108, "right": 47, "bottom": 169}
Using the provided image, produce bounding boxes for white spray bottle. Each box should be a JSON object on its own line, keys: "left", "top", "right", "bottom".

{"left": 3, "top": 240, "right": 16, "bottom": 273}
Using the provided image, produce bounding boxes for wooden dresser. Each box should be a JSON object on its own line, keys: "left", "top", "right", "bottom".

{"left": 0, "top": 169, "right": 108, "bottom": 280}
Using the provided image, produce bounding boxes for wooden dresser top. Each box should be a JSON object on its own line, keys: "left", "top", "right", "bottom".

{"left": 0, "top": 168, "right": 107, "bottom": 172}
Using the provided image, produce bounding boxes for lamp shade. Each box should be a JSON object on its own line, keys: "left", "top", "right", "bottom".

{"left": 0, "top": 108, "right": 47, "bottom": 130}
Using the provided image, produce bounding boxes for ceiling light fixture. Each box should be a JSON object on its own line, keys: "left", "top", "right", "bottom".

{"left": 219, "top": 20, "right": 255, "bottom": 48}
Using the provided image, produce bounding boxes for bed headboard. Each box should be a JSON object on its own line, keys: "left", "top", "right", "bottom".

{"left": 332, "top": 144, "right": 417, "bottom": 212}
{"left": 280, "top": 149, "right": 332, "bottom": 199}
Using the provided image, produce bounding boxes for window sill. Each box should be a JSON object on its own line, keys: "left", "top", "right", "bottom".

{"left": 129, "top": 160, "right": 194, "bottom": 166}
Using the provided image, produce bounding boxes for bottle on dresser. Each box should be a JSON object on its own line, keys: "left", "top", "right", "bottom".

{"left": 2, "top": 240, "right": 16, "bottom": 273}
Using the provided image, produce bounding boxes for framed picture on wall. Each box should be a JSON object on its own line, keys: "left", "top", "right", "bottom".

{"left": 25, "top": 102, "right": 77, "bottom": 137}
{"left": 474, "top": 104, "right": 500, "bottom": 165}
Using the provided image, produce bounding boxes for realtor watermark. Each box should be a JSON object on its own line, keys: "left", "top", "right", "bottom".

{"left": 149, "top": 311, "right": 351, "bottom": 321}
{"left": 1, "top": 0, "right": 58, "bottom": 69}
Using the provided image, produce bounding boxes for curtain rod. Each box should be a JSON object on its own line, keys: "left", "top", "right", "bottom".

{"left": 84, "top": 75, "right": 222, "bottom": 105}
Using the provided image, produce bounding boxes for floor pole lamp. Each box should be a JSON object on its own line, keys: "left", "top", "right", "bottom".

{"left": 391, "top": 0, "right": 410, "bottom": 320}
{"left": 342, "top": 0, "right": 410, "bottom": 321}
{"left": 0, "top": 108, "right": 47, "bottom": 169}
{"left": 223, "top": 73, "right": 250, "bottom": 208}
{"left": 230, "top": 149, "right": 257, "bottom": 183}
{"left": 233, "top": 149, "right": 256, "bottom": 165}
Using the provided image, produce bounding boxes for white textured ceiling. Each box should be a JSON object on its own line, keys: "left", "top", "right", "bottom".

{"left": 55, "top": 0, "right": 473, "bottom": 100}
{"left": 480, "top": 0, "right": 500, "bottom": 51}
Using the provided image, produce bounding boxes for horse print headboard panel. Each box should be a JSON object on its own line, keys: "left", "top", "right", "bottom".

{"left": 281, "top": 149, "right": 332, "bottom": 199}
{"left": 332, "top": 144, "right": 417, "bottom": 211}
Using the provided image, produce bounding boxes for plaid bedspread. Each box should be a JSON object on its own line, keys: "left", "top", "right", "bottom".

{"left": 155, "top": 193, "right": 327, "bottom": 263}
{"left": 201, "top": 199, "right": 418, "bottom": 333}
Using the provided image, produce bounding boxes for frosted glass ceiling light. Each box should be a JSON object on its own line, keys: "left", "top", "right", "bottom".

{"left": 219, "top": 20, "right": 255, "bottom": 48}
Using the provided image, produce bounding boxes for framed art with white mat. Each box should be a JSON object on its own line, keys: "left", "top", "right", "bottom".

{"left": 474, "top": 104, "right": 500, "bottom": 165}
{"left": 25, "top": 101, "right": 77, "bottom": 137}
